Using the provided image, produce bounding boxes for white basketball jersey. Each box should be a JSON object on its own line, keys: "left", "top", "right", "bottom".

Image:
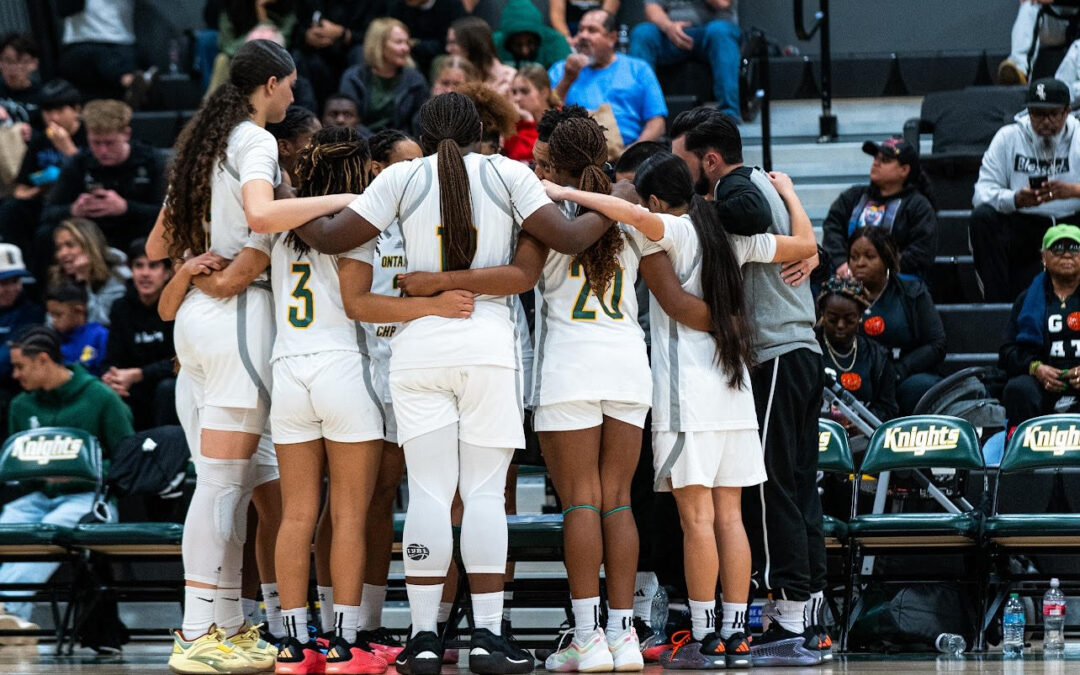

{"left": 348, "top": 152, "right": 552, "bottom": 371}
{"left": 532, "top": 224, "right": 660, "bottom": 406}
{"left": 649, "top": 213, "right": 776, "bottom": 432}
{"left": 362, "top": 221, "right": 406, "bottom": 371}
{"left": 257, "top": 233, "right": 369, "bottom": 362}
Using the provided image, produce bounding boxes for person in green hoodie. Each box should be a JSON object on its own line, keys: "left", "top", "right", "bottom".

{"left": 0, "top": 325, "right": 133, "bottom": 632}
{"left": 494, "top": 0, "right": 571, "bottom": 70}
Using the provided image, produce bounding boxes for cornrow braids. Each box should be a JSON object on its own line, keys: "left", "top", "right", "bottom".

{"left": 369, "top": 129, "right": 412, "bottom": 164}
{"left": 288, "top": 125, "right": 373, "bottom": 255}
{"left": 417, "top": 93, "right": 482, "bottom": 272}
{"left": 266, "top": 105, "right": 318, "bottom": 142}
{"left": 10, "top": 325, "right": 63, "bottom": 364}
{"left": 816, "top": 275, "right": 873, "bottom": 314}
{"left": 548, "top": 116, "right": 623, "bottom": 297}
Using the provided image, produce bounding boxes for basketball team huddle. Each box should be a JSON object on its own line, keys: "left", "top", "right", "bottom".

{"left": 154, "top": 39, "right": 829, "bottom": 675}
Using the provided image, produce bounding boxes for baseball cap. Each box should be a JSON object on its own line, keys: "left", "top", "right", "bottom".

{"left": 1043, "top": 223, "right": 1080, "bottom": 249}
{"left": 1027, "top": 78, "right": 1071, "bottom": 110}
{"left": 862, "top": 136, "right": 917, "bottom": 165}
{"left": 38, "top": 79, "right": 81, "bottom": 111}
{"left": 0, "top": 244, "right": 31, "bottom": 282}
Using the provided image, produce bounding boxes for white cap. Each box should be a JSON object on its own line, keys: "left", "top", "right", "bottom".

{"left": 0, "top": 244, "right": 30, "bottom": 282}
{"left": 1051, "top": 578, "right": 1060, "bottom": 587}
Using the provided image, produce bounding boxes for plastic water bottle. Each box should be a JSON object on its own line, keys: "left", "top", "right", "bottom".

{"left": 650, "top": 585, "right": 668, "bottom": 635}
{"left": 617, "top": 24, "right": 629, "bottom": 53}
{"left": 1043, "top": 578, "right": 1066, "bottom": 653}
{"left": 934, "top": 633, "right": 966, "bottom": 657}
{"left": 1003, "top": 593, "right": 1025, "bottom": 657}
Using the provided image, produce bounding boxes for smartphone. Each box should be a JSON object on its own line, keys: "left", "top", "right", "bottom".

{"left": 86, "top": 181, "right": 105, "bottom": 193}
{"left": 1030, "top": 175, "right": 1049, "bottom": 190}
{"left": 311, "top": 10, "right": 322, "bottom": 25}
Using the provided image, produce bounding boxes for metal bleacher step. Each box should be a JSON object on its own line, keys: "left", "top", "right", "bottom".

{"left": 939, "top": 303, "right": 1012, "bottom": 354}
{"left": 739, "top": 97, "right": 924, "bottom": 142}
{"left": 743, "top": 139, "right": 932, "bottom": 180}
{"left": 937, "top": 209, "right": 972, "bottom": 257}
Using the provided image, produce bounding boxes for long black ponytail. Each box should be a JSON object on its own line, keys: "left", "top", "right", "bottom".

{"left": 635, "top": 152, "right": 755, "bottom": 388}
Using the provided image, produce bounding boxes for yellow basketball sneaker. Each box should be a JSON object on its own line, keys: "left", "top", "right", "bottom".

{"left": 229, "top": 623, "right": 278, "bottom": 671}
{"left": 169, "top": 624, "right": 259, "bottom": 674}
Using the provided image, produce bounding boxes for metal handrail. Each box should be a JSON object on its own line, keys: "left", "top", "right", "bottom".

{"left": 793, "top": 0, "right": 837, "bottom": 142}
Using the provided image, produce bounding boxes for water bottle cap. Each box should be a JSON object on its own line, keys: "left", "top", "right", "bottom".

{"left": 1010, "top": 593, "right": 1019, "bottom": 598}
{"left": 1051, "top": 578, "right": 1060, "bottom": 587}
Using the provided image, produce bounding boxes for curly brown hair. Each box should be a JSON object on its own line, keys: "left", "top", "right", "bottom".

{"left": 455, "top": 81, "right": 518, "bottom": 153}
{"left": 287, "top": 126, "right": 373, "bottom": 254}
{"left": 548, "top": 116, "right": 622, "bottom": 297}
{"left": 163, "top": 40, "right": 295, "bottom": 260}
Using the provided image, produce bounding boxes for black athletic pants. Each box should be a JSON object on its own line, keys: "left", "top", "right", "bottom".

{"left": 742, "top": 347, "right": 825, "bottom": 601}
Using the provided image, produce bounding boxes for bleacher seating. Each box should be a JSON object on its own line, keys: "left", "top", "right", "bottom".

{"left": 938, "top": 304, "right": 1012, "bottom": 374}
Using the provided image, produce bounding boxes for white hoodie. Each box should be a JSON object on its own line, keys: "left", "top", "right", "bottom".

{"left": 973, "top": 111, "right": 1080, "bottom": 218}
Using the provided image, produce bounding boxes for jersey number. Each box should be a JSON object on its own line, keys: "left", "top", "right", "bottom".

{"left": 288, "top": 262, "right": 314, "bottom": 328}
{"left": 570, "top": 260, "right": 624, "bottom": 320}
{"left": 436, "top": 224, "right": 478, "bottom": 271}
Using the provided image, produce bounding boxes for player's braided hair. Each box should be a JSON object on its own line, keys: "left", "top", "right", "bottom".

{"left": 369, "top": 129, "right": 412, "bottom": 164}
{"left": 548, "top": 116, "right": 623, "bottom": 297}
{"left": 164, "top": 40, "right": 294, "bottom": 260}
{"left": 417, "top": 92, "right": 482, "bottom": 272}
{"left": 288, "top": 125, "right": 372, "bottom": 255}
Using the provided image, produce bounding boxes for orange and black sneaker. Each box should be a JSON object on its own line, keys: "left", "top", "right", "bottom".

{"left": 275, "top": 636, "right": 326, "bottom": 674}
{"left": 325, "top": 635, "right": 387, "bottom": 674}
{"left": 658, "top": 630, "right": 725, "bottom": 670}
{"left": 803, "top": 624, "right": 832, "bottom": 661}
{"left": 723, "top": 632, "right": 752, "bottom": 668}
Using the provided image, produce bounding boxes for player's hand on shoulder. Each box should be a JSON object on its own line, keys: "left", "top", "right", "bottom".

{"left": 433, "top": 289, "right": 475, "bottom": 319}
{"left": 542, "top": 179, "right": 569, "bottom": 202}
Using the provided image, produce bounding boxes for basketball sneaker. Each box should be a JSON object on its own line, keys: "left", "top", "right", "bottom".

{"left": 803, "top": 625, "right": 832, "bottom": 662}
{"left": 545, "top": 628, "right": 614, "bottom": 672}
{"left": 607, "top": 626, "right": 644, "bottom": 671}
{"left": 658, "top": 631, "right": 725, "bottom": 670}
{"left": 275, "top": 636, "right": 326, "bottom": 674}
{"left": 230, "top": 623, "right": 278, "bottom": 671}
{"left": 169, "top": 624, "right": 259, "bottom": 674}
{"left": 723, "top": 632, "right": 752, "bottom": 668}
{"left": 749, "top": 624, "right": 820, "bottom": 667}
{"left": 325, "top": 635, "right": 388, "bottom": 674}
{"left": 394, "top": 631, "right": 442, "bottom": 675}
{"left": 469, "top": 627, "right": 535, "bottom": 674}
{"left": 356, "top": 627, "right": 404, "bottom": 662}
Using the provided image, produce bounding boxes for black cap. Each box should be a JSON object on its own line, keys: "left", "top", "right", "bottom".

{"left": 862, "top": 136, "right": 917, "bottom": 165}
{"left": 1027, "top": 77, "right": 1071, "bottom": 109}
{"left": 38, "top": 79, "right": 81, "bottom": 110}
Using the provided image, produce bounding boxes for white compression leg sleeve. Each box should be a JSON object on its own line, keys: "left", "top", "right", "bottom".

{"left": 458, "top": 441, "right": 511, "bottom": 575}
{"left": 401, "top": 423, "right": 459, "bottom": 578}
{"left": 183, "top": 457, "right": 251, "bottom": 585}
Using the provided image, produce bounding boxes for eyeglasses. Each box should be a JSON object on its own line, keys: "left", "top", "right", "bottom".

{"left": 1049, "top": 242, "right": 1080, "bottom": 256}
{"left": 1030, "top": 108, "right": 1069, "bottom": 120}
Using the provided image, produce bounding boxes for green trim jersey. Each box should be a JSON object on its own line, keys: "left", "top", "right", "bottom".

{"left": 362, "top": 221, "right": 406, "bottom": 403}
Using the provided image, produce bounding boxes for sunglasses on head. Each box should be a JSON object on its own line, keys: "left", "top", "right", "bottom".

{"left": 1050, "top": 241, "right": 1080, "bottom": 255}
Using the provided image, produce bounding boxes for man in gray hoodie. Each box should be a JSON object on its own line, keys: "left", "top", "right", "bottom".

{"left": 971, "top": 77, "right": 1080, "bottom": 301}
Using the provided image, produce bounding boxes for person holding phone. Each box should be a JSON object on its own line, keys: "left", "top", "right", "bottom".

{"left": 972, "top": 77, "right": 1080, "bottom": 301}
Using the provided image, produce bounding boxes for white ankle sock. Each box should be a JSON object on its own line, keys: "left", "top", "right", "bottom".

{"left": 805, "top": 591, "right": 824, "bottom": 627}
{"left": 502, "top": 590, "right": 513, "bottom": 623}
{"left": 688, "top": 599, "right": 716, "bottom": 641}
{"left": 281, "top": 606, "right": 307, "bottom": 639}
{"left": 606, "top": 607, "right": 633, "bottom": 642}
{"left": 720, "top": 602, "right": 746, "bottom": 639}
{"left": 316, "top": 586, "right": 334, "bottom": 634}
{"left": 334, "top": 604, "right": 360, "bottom": 643}
{"left": 571, "top": 596, "right": 600, "bottom": 643}
{"left": 261, "top": 583, "right": 282, "bottom": 638}
{"left": 182, "top": 586, "right": 215, "bottom": 637}
{"left": 775, "top": 599, "right": 806, "bottom": 634}
{"left": 242, "top": 598, "right": 259, "bottom": 626}
{"left": 472, "top": 591, "right": 503, "bottom": 635}
{"left": 407, "top": 583, "right": 443, "bottom": 636}
{"left": 633, "top": 572, "right": 658, "bottom": 624}
{"left": 214, "top": 587, "right": 244, "bottom": 635}
{"left": 359, "top": 584, "right": 387, "bottom": 631}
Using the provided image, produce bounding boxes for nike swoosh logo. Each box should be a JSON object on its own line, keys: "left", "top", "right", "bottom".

{"left": 506, "top": 657, "right": 530, "bottom": 663}
{"left": 197, "top": 597, "right": 214, "bottom": 603}
{"left": 223, "top": 597, "right": 240, "bottom": 602}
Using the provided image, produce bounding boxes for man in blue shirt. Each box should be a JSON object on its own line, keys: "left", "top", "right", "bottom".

{"left": 549, "top": 10, "right": 667, "bottom": 147}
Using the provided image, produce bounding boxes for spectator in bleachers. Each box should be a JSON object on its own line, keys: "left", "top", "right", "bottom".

{"left": 48, "top": 218, "right": 128, "bottom": 327}
{"left": 972, "top": 77, "right": 1080, "bottom": 302}
{"left": 42, "top": 99, "right": 166, "bottom": 253}
{"left": 46, "top": 282, "right": 108, "bottom": 376}
{"left": 430, "top": 55, "right": 481, "bottom": 96}
{"left": 56, "top": 0, "right": 153, "bottom": 107}
{"left": 0, "top": 325, "right": 131, "bottom": 635}
{"left": 102, "top": 239, "right": 176, "bottom": 430}
{"left": 549, "top": 10, "right": 667, "bottom": 147}
{"left": 493, "top": 0, "right": 571, "bottom": 70}
{"left": 208, "top": 0, "right": 298, "bottom": 94}
{"left": 266, "top": 105, "right": 320, "bottom": 184}
{"left": 505, "top": 65, "right": 556, "bottom": 162}
{"left": 0, "top": 245, "right": 43, "bottom": 423}
{"left": 338, "top": 18, "right": 428, "bottom": 136}
{"left": 613, "top": 140, "right": 667, "bottom": 182}
{"left": 0, "top": 80, "right": 85, "bottom": 256}
{"left": 822, "top": 137, "right": 937, "bottom": 282}
{"left": 548, "top": 0, "right": 619, "bottom": 41}
{"left": 630, "top": 0, "right": 740, "bottom": 120}
{"left": 320, "top": 92, "right": 360, "bottom": 130}
{"left": 847, "top": 226, "right": 945, "bottom": 415}
{"left": 999, "top": 0, "right": 1076, "bottom": 85}
{"left": 292, "top": 1, "right": 384, "bottom": 104}
{"left": 816, "top": 276, "right": 899, "bottom": 426}
{"left": 389, "top": 0, "right": 466, "bottom": 78}
{"left": 1000, "top": 224, "right": 1080, "bottom": 424}
{"left": 448, "top": 17, "right": 517, "bottom": 97}
{"left": 0, "top": 33, "right": 41, "bottom": 128}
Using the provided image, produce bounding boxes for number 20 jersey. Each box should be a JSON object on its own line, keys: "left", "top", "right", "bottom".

{"left": 532, "top": 220, "right": 662, "bottom": 407}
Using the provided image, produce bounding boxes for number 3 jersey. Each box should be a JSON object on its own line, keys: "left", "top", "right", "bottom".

{"left": 532, "top": 221, "right": 662, "bottom": 407}
{"left": 247, "top": 233, "right": 370, "bottom": 362}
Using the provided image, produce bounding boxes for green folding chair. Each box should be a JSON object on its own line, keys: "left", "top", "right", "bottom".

{"left": 818, "top": 419, "right": 855, "bottom": 550}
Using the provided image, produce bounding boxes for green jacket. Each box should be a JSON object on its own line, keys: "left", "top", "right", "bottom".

{"left": 9, "top": 363, "right": 134, "bottom": 461}
{"left": 495, "top": 0, "right": 571, "bottom": 69}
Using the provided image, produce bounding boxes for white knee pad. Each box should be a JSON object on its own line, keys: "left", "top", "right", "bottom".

{"left": 458, "top": 442, "right": 511, "bottom": 575}
{"left": 183, "top": 457, "right": 251, "bottom": 585}
{"left": 402, "top": 424, "right": 459, "bottom": 578}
